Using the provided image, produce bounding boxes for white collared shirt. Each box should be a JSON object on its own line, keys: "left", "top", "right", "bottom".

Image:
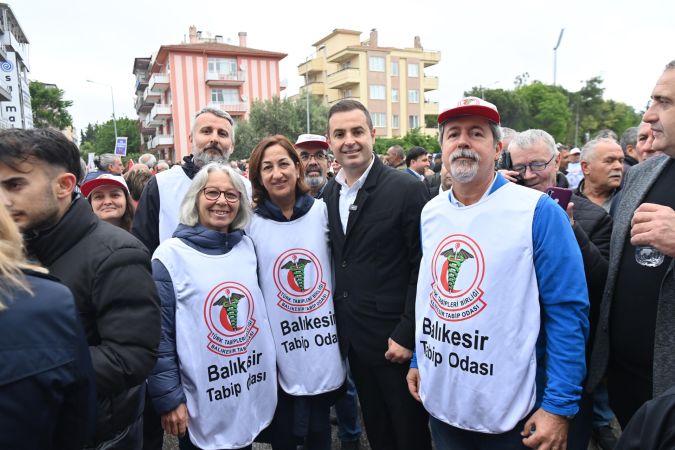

{"left": 335, "top": 155, "right": 376, "bottom": 234}
{"left": 448, "top": 173, "right": 498, "bottom": 207}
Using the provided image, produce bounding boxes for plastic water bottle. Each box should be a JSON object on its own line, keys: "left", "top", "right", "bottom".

{"left": 635, "top": 245, "right": 665, "bottom": 267}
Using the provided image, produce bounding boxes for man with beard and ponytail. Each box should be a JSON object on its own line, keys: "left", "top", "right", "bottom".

{"left": 296, "top": 134, "right": 330, "bottom": 198}
{"left": 132, "top": 107, "right": 251, "bottom": 254}
{"left": 406, "top": 97, "right": 589, "bottom": 450}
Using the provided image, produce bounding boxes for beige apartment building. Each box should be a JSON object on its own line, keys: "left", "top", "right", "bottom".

{"left": 298, "top": 29, "right": 440, "bottom": 138}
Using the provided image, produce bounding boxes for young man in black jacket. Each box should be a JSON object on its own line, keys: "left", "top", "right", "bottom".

{"left": 0, "top": 128, "right": 160, "bottom": 449}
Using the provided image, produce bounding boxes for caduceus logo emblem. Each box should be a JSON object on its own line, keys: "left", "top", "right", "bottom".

{"left": 273, "top": 249, "right": 330, "bottom": 314}
{"left": 281, "top": 254, "right": 313, "bottom": 293}
{"left": 430, "top": 235, "right": 486, "bottom": 322}
{"left": 211, "top": 288, "right": 244, "bottom": 332}
{"left": 440, "top": 243, "right": 475, "bottom": 293}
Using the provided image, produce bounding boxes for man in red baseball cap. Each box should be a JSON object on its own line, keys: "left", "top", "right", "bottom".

{"left": 407, "top": 96, "right": 588, "bottom": 450}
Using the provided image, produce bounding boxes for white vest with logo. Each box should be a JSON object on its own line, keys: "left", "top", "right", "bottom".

{"left": 156, "top": 166, "right": 192, "bottom": 243}
{"left": 156, "top": 165, "right": 253, "bottom": 244}
{"left": 416, "top": 183, "right": 543, "bottom": 433}
{"left": 153, "top": 236, "right": 277, "bottom": 449}
{"left": 247, "top": 200, "right": 346, "bottom": 395}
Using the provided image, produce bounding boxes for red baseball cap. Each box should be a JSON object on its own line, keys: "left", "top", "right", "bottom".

{"left": 81, "top": 174, "right": 129, "bottom": 198}
{"left": 295, "top": 134, "right": 329, "bottom": 150}
{"left": 438, "top": 97, "right": 501, "bottom": 126}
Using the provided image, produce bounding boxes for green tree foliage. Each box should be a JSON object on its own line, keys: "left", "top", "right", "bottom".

{"left": 78, "top": 117, "right": 141, "bottom": 164}
{"left": 231, "top": 96, "right": 328, "bottom": 159}
{"left": 516, "top": 82, "right": 571, "bottom": 141}
{"left": 464, "top": 76, "right": 641, "bottom": 146}
{"left": 373, "top": 128, "right": 440, "bottom": 154}
{"left": 29, "top": 81, "right": 73, "bottom": 129}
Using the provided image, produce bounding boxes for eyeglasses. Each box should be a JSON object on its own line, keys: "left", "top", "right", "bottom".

{"left": 299, "top": 152, "right": 327, "bottom": 162}
{"left": 202, "top": 188, "right": 241, "bottom": 203}
{"left": 512, "top": 155, "right": 556, "bottom": 175}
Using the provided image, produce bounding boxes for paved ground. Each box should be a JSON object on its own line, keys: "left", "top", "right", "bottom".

{"left": 163, "top": 415, "right": 621, "bottom": 450}
{"left": 162, "top": 418, "right": 370, "bottom": 450}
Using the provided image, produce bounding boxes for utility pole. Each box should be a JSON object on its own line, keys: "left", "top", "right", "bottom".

{"left": 553, "top": 28, "right": 565, "bottom": 86}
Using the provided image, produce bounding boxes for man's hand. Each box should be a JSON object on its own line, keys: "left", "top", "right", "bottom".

{"left": 161, "top": 403, "right": 189, "bottom": 437}
{"left": 406, "top": 368, "right": 422, "bottom": 402}
{"left": 498, "top": 169, "right": 522, "bottom": 184}
{"left": 631, "top": 203, "right": 675, "bottom": 257}
{"left": 520, "top": 408, "right": 569, "bottom": 450}
{"left": 384, "top": 337, "right": 412, "bottom": 363}
{"left": 565, "top": 202, "right": 575, "bottom": 226}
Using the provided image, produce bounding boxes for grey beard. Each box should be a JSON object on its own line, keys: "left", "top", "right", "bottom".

{"left": 449, "top": 148, "right": 480, "bottom": 184}
{"left": 305, "top": 175, "right": 326, "bottom": 189}
{"left": 194, "top": 149, "right": 229, "bottom": 167}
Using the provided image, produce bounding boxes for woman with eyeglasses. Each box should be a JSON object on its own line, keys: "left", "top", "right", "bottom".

{"left": 247, "top": 135, "right": 346, "bottom": 450}
{"left": 148, "top": 163, "right": 277, "bottom": 450}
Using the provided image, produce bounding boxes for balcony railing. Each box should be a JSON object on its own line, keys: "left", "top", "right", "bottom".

{"left": 149, "top": 134, "right": 174, "bottom": 150}
{"left": 423, "top": 76, "right": 439, "bottom": 92}
{"left": 150, "top": 104, "right": 172, "bottom": 120}
{"left": 205, "top": 71, "right": 245, "bottom": 85}
{"left": 143, "top": 87, "right": 161, "bottom": 103}
{"left": 298, "top": 58, "right": 325, "bottom": 75}
{"left": 150, "top": 73, "right": 169, "bottom": 91}
{"left": 326, "top": 68, "right": 360, "bottom": 89}
{"left": 208, "top": 102, "right": 248, "bottom": 114}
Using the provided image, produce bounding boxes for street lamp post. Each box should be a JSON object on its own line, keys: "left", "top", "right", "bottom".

{"left": 86, "top": 79, "right": 118, "bottom": 139}
{"left": 553, "top": 28, "right": 565, "bottom": 86}
{"left": 305, "top": 57, "right": 310, "bottom": 133}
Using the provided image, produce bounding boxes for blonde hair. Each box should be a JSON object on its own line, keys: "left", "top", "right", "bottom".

{"left": 0, "top": 204, "right": 45, "bottom": 310}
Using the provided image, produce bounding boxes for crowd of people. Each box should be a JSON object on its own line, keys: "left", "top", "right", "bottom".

{"left": 0, "top": 59, "right": 674, "bottom": 450}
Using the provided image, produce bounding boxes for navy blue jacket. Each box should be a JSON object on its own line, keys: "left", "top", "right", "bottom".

{"left": 0, "top": 271, "right": 96, "bottom": 449}
{"left": 148, "top": 224, "right": 244, "bottom": 414}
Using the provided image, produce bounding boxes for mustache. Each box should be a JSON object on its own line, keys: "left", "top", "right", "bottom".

{"left": 609, "top": 171, "right": 622, "bottom": 178}
{"left": 450, "top": 148, "right": 480, "bottom": 163}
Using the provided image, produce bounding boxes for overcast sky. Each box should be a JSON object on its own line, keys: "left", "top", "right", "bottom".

{"left": 13, "top": 0, "right": 675, "bottom": 138}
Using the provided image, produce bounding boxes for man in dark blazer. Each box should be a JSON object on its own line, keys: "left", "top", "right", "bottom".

{"left": 587, "top": 60, "right": 675, "bottom": 428}
{"left": 323, "top": 100, "right": 432, "bottom": 450}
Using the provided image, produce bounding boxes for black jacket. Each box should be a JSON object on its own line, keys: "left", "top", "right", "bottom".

{"left": 26, "top": 197, "right": 160, "bottom": 444}
{"left": 616, "top": 385, "right": 675, "bottom": 450}
{"left": 570, "top": 194, "right": 612, "bottom": 342}
{"left": 0, "top": 270, "right": 96, "bottom": 450}
{"left": 323, "top": 156, "right": 430, "bottom": 363}
{"left": 132, "top": 155, "right": 199, "bottom": 253}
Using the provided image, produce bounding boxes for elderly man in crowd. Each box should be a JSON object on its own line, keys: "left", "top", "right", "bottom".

{"left": 575, "top": 139, "right": 624, "bottom": 213}
{"left": 295, "top": 133, "right": 330, "bottom": 198}
{"left": 408, "top": 97, "right": 588, "bottom": 450}
{"left": 385, "top": 144, "right": 406, "bottom": 170}
{"left": 588, "top": 59, "right": 675, "bottom": 429}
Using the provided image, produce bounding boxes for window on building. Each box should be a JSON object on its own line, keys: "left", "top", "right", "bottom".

{"left": 392, "top": 89, "right": 399, "bottom": 102}
{"left": 409, "top": 115, "right": 420, "bottom": 129}
{"left": 408, "top": 63, "right": 419, "bottom": 77}
{"left": 369, "top": 84, "right": 386, "bottom": 100}
{"left": 408, "top": 89, "right": 419, "bottom": 103}
{"left": 211, "top": 88, "right": 240, "bottom": 104}
{"left": 392, "top": 114, "right": 399, "bottom": 129}
{"left": 369, "top": 56, "right": 385, "bottom": 72}
{"left": 391, "top": 61, "right": 399, "bottom": 76}
{"left": 208, "top": 57, "right": 237, "bottom": 75}
{"left": 371, "top": 112, "right": 386, "bottom": 128}
{"left": 211, "top": 88, "right": 225, "bottom": 103}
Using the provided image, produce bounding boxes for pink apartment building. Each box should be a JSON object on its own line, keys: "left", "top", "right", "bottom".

{"left": 133, "top": 27, "right": 286, "bottom": 162}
